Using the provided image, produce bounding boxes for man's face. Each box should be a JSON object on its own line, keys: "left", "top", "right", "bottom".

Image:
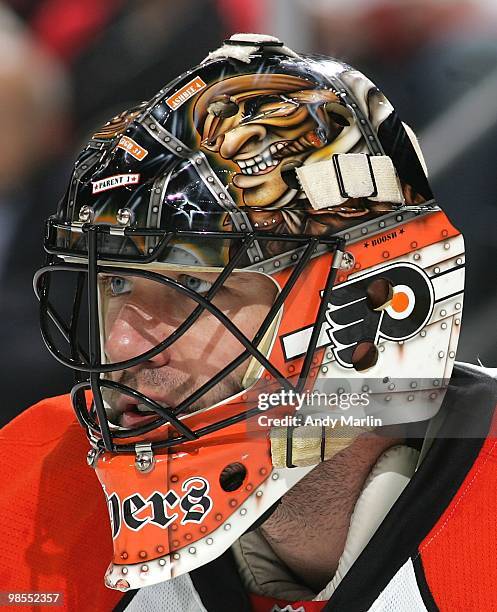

{"left": 101, "top": 269, "right": 277, "bottom": 428}
{"left": 201, "top": 94, "right": 324, "bottom": 207}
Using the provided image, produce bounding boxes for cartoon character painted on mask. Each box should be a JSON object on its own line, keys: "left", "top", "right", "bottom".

{"left": 194, "top": 73, "right": 426, "bottom": 246}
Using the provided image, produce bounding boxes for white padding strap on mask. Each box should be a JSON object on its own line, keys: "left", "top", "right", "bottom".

{"left": 203, "top": 33, "right": 300, "bottom": 64}
{"left": 296, "top": 154, "right": 405, "bottom": 210}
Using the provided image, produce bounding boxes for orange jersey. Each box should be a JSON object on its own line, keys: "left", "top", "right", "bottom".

{"left": 0, "top": 395, "right": 121, "bottom": 611}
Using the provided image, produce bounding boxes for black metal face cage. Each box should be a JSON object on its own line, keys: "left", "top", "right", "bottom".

{"left": 34, "top": 219, "right": 345, "bottom": 454}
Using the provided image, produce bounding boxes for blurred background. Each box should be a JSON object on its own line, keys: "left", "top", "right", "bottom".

{"left": 0, "top": 0, "right": 496, "bottom": 425}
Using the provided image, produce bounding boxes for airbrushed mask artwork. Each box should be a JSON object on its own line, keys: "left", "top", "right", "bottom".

{"left": 35, "top": 35, "right": 464, "bottom": 590}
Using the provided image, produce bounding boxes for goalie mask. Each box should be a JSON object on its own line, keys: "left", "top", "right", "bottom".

{"left": 34, "top": 34, "right": 465, "bottom": 591}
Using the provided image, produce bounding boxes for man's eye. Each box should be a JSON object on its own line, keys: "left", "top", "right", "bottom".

{"left": 108, "top": 276, "right": 133, "bottom": 296}
{"left": 178, "top": 274, "right": 213, "bottom": 294}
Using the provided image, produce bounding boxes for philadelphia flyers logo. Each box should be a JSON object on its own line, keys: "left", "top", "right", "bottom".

{"left": 326, "top": 262, "right": 434, "bottom": 368}
{"left": 281, "top": 262, "right": 434, "bottom": 367}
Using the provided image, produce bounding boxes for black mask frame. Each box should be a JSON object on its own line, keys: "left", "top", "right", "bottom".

{"left": 34, "top": 220, "right": 345, "bottom": 454}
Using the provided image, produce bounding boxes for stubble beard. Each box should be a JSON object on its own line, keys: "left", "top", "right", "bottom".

{"left": 105, "top": 361, "right": 246, "bottom": 421}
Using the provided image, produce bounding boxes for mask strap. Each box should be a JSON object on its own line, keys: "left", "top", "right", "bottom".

{"left": 297, "top": 153, "right": 405, "bottom": 210}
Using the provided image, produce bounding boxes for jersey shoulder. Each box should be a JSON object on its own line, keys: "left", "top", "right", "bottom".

{"left": 0, "top": 394, "right": 121, "bottom": 610}
{"left": 419, "top": 362, "right": 497, "bottom": 610}
{"left": 1, "top": 393, "right": 78, "bottom": 445}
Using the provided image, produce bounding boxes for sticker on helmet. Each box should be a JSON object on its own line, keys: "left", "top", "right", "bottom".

{"left": 117, "top": 136, "right": 148, "bottom": 161}
{"left": 92, "top": 173, "right": 140, "bottom": 194}
{"left": 167, "top": 76, "right": 207, "bottom": 110}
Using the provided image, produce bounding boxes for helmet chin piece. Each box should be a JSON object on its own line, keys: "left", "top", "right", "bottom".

{"left": 35, "top": 33, "right": 464, "bottom": 590}
{"left": 97, "top": 428, "right": 314, "bottom": 591}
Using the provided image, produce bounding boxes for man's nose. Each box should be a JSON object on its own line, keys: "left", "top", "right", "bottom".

{"left": 219, "top": 123, "right": 267, "bottom": 159}
{"left": 104, "top": 304, "right": 171, "bottom": 367}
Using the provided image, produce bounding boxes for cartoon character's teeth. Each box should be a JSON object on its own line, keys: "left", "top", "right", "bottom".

{"left": 237, "top": 143, "right": 289, "bottom": 174}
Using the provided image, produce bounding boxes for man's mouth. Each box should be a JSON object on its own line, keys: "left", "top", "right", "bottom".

{"left": 107, "top": 398, "right": 169, "bottom": 429}
{"left": 235, "top": 141, "right": 288, "bottom": 175}
{"left": 119, "top": 403, "right": 160, "bottom": 428}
